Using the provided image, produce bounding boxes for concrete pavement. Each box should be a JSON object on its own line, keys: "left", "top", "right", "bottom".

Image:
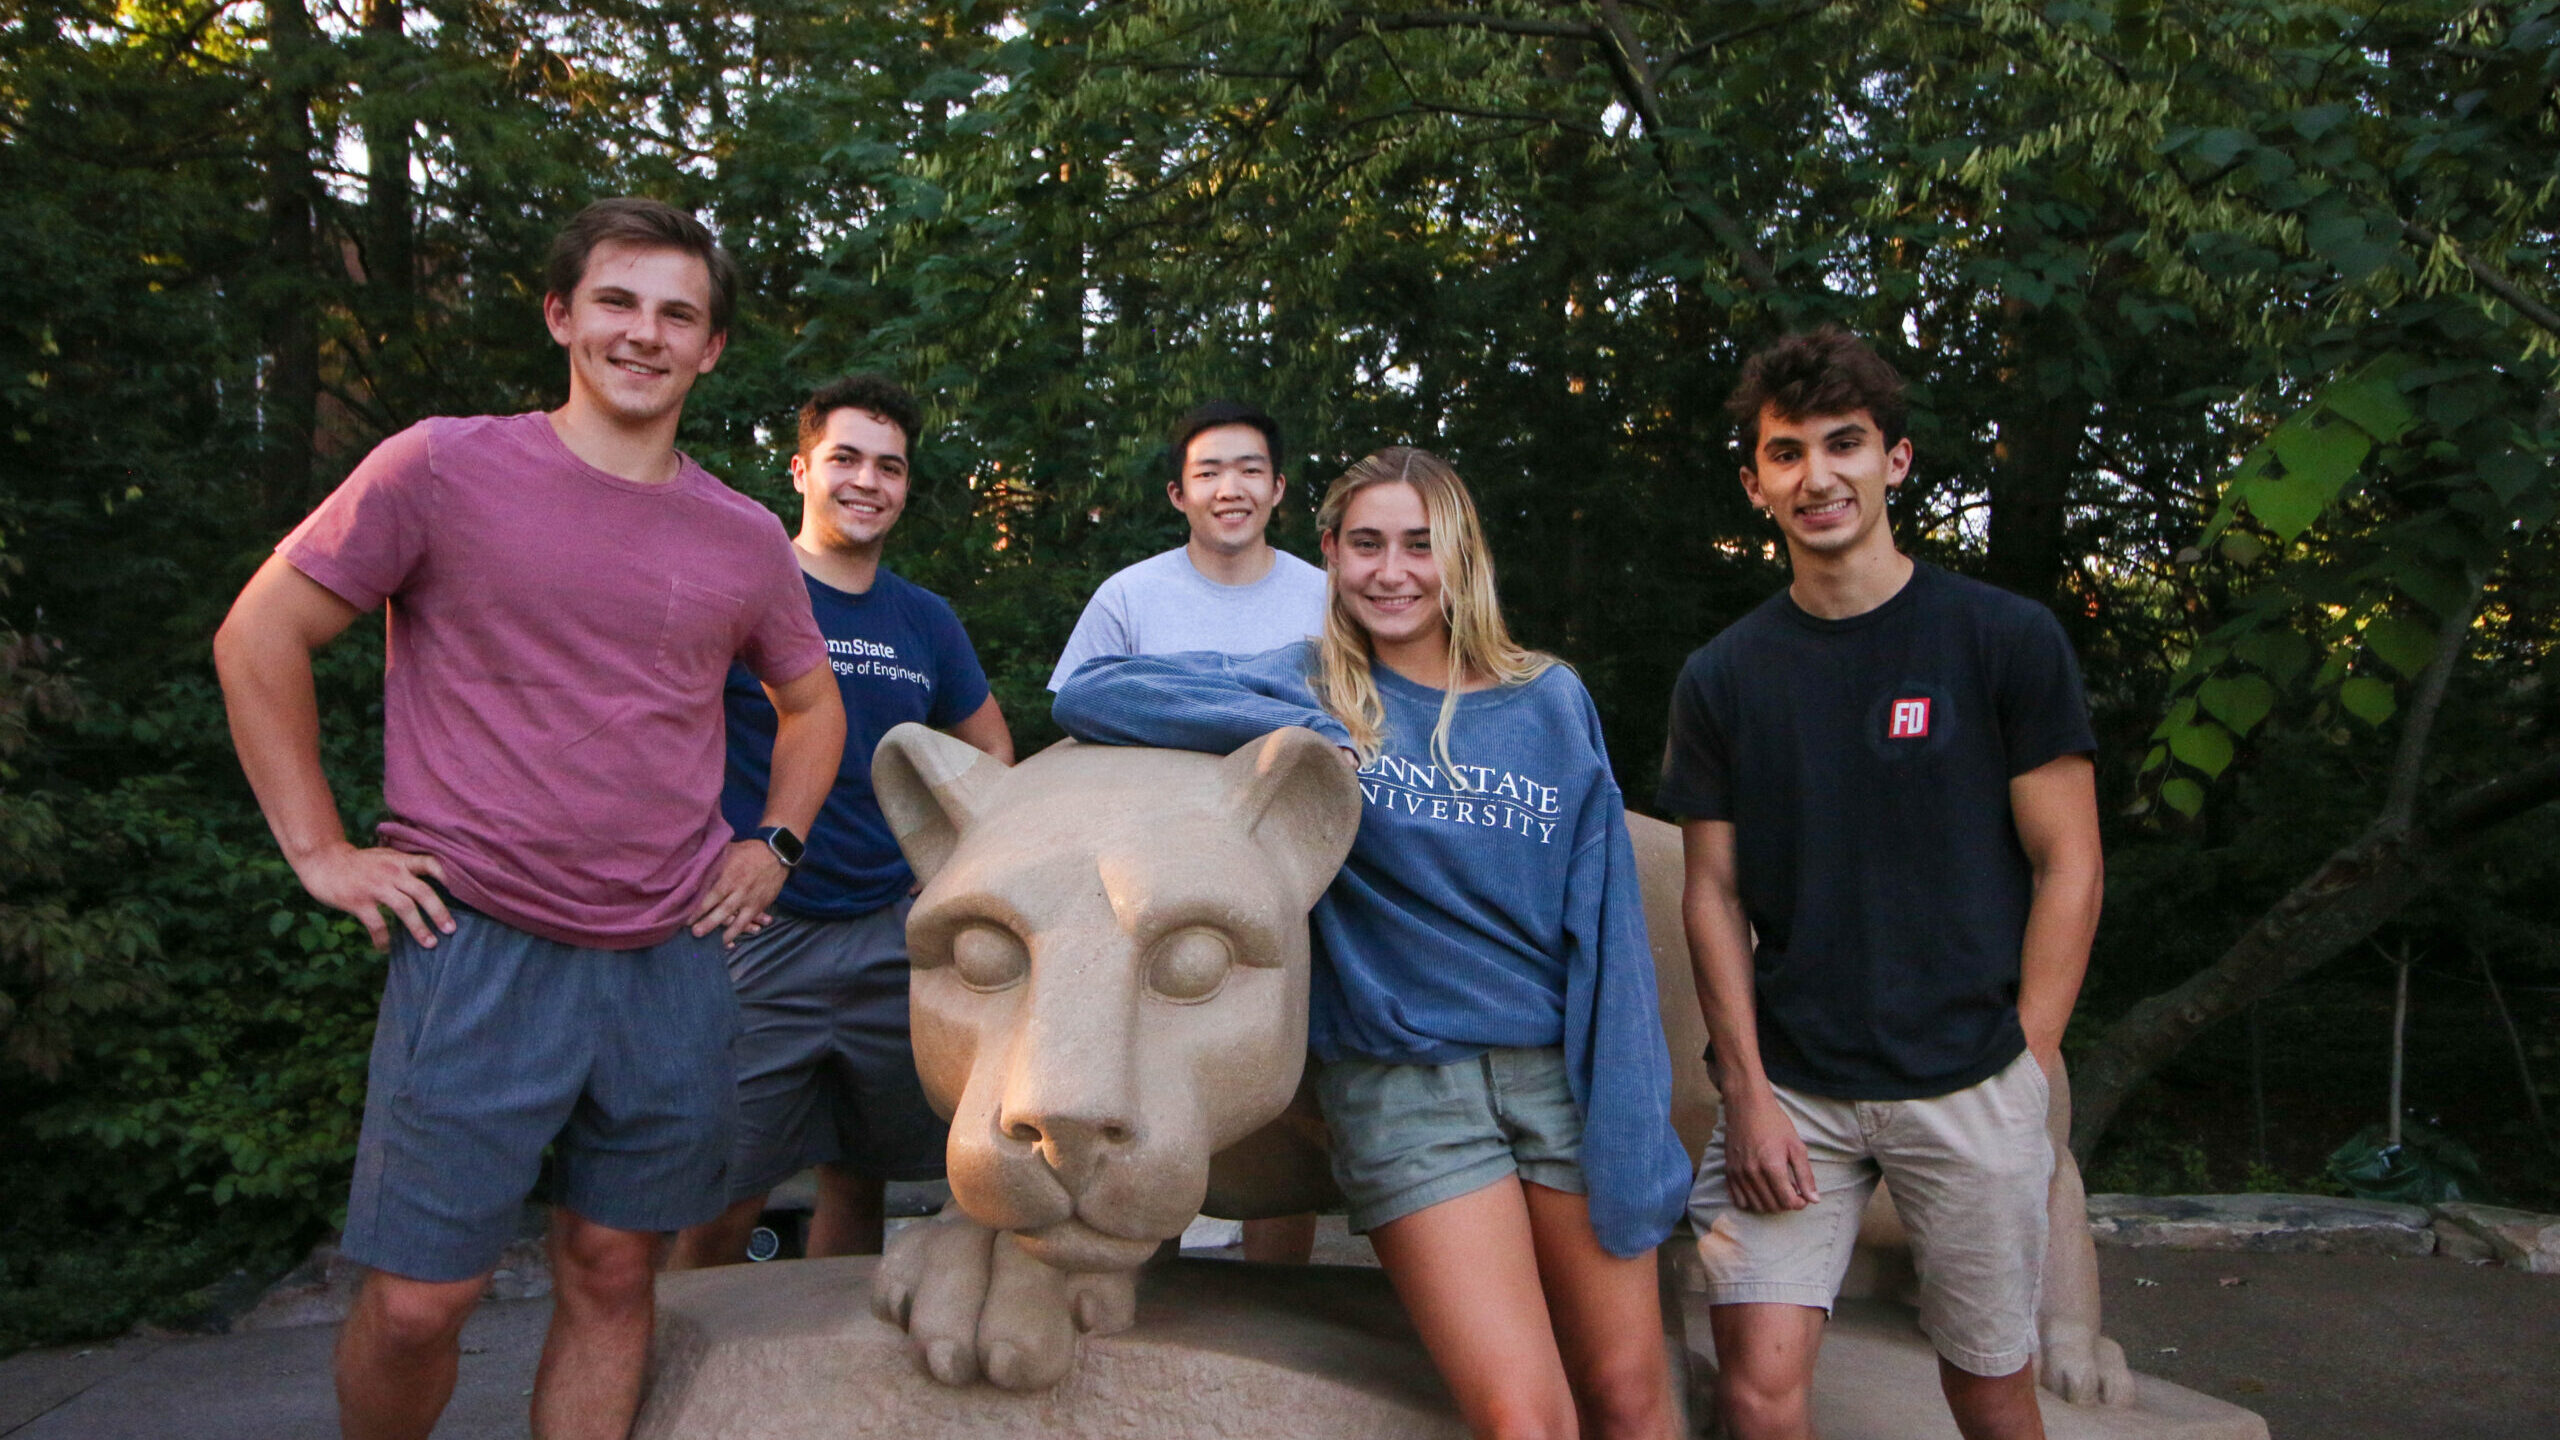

{"left": 4, "top": 1224, "right": 2554, "bottom": 1438}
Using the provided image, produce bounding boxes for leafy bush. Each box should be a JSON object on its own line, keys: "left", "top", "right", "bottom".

{"left": 1, "top": 638, "right": 390, "bottom": 1351}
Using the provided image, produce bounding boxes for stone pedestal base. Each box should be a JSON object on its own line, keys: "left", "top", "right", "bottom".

{"left": 634, "top": 1256, "right": 1465, "bottom": 1439}
{"left": 1679, "top": 1296, "right": 2269, "bottom": 1440}
{"left": 643, "top": 1254, "right": 2270, "bottom": 1440}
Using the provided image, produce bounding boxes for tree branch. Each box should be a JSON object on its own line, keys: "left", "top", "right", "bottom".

{"left": 1231, "top": 5, "right": 1782, "bottom": 295}
{"left": 1658, "top": 8, "right": 1822, "bottom": 77}
{"left": 2428, "top": 750, "right": 2560, "bottom": 838}
{"left": 2399, "top": 215, "right": 2560, "bottom": 341}
{"left": 2379, "top": 577, "right": 2482, "bottom": 831}
{"left": 2070, "top": 731, "right": 2560, "bottom": 1159}
{"left": 1345, "top": 9, "right": 1601, "bottom": 43}
{"left": 1589, "top": 0, "right": 1781, "bottom": 294}
{"left": 1342, "top": 102, "right": 1606, "bottom": 138}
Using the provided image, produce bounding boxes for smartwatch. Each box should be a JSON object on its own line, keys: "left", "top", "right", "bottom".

{"left": 746, "top": 825, "right": 804, "bottom": 868}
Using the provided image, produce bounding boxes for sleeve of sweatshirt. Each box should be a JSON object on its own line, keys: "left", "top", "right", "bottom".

{"left": 1051, "top": 643, "right": 1353, "bottom": 755}
{"left": 1557, "top": 716, "right": 1692, "bottom": 1258}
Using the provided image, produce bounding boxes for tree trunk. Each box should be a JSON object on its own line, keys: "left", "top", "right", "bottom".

{"left": 2070, "top": 752, "right": 2560, "bottom": 1159}
{"left": 363, "top": 0, "right": 412, "bottom": 312}
{"left": 1984, "top": 300, "right": 2083, "bottom": 605}
{"left": 1537, "top": 38, "right": 1596, "bottom": 659}
{"left": 1984, "top": 386, "right": 2082, "bottom": 604}
{"left": 259, "top": 0, "right": 321, "bottom": 532}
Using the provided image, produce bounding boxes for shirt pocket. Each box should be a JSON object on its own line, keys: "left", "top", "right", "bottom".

{"left": 654, "top": 577, "right": 748, "bottom": 687}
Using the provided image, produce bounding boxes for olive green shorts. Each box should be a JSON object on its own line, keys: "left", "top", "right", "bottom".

{"left": 1316, "top": 1045, "right": 1588, "bottom": 1236}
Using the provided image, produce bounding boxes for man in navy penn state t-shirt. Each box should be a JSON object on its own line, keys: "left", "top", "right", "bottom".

{"left": 1659, "top": 329, "right": 2107, "bottom": 1440}
{"left": 670, "top": 374, "right": 1013, "bottom": 1268}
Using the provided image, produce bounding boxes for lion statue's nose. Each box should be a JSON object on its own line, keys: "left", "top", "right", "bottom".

{"left": 1005, "top": 1112, "right": 1134, "bottom": 1149}
{"left": 1004, "top": 1109, "right": 1136, "bottom": 1185}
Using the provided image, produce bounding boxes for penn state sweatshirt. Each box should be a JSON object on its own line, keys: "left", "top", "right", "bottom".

{"left": 1053, "top": 641, "right": 1688, "bottom": 1257}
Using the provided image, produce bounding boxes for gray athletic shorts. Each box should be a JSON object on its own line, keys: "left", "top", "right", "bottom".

{"left": 724, "top": 899, "right": 946, "bottom": 1201}
{"left": 1316, "top": 1045, "right": 1588, "bottom": 1236}
{"left": 1687, "top": 1049, "right": 2054, "bottom": 1376}
{"left": 342, "top": 905, "right": 739, "bottom": 1283}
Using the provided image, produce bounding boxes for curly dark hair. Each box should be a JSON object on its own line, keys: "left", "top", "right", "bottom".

{"left": 797, "top": 374, "right": 925, "bottom": 458}
{"left": 1725, "top": 327, "right": 1908, "bottom": 461}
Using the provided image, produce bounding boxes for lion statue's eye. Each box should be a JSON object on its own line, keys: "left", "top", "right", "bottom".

{"left": 951, "top": 924, "right": 1029, "bottom": 990}
{"left": 1145, "top": 927, "right": 1233, "bottom": 1002}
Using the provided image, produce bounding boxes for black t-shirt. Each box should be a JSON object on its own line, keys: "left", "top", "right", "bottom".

{"left": 1656, "top": 562, "right": 2096, "bottom": 1101}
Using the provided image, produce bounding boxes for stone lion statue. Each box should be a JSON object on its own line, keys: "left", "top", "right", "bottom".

{"left": 867, "top": 724, "right": 2134, "bottom": 1405}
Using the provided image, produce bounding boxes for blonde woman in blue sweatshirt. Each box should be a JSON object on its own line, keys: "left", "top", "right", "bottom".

{"left": 1056, "top": 448, "right": 1688, "bottom": 1439}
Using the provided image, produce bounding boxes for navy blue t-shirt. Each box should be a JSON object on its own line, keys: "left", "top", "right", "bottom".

{"left": 721, "top": 568, "right": 990, "bottom": 919}
{"left": 1655, "top": 562, "right": 2095, "bottom": 1101}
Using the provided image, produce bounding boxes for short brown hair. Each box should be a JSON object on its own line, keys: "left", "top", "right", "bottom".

{"left": 1726, "top": 326, "right": 1908, "bottom": 461}
{"left": 798, "top": 374, "right": 924, "bottom": 458}
{"left": 545, "top": 197, "right": 740, "bottom": 334}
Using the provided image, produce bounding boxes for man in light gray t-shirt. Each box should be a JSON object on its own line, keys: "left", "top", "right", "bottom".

{"left": 1048, "top": 398, "right": 1330, "bottom": 691}
{"left": 1047, "top": 398, "right": 1330, "bottom": 1267}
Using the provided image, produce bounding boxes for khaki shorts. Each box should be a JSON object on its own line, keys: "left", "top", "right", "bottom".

{"left": 1687, "top": 1050, "right": 2053, "bottom": 1377}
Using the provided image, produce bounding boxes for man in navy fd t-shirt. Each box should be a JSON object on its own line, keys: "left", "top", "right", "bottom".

{"left": 670, "top": 374, "right": 1013, "bottom": 1267}
{"left": 1659, "top": 328, "right": 2106, "bottom": 1440}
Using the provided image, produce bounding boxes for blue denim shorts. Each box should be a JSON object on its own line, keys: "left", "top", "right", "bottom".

{"left": 724, "top": 899, "right": 946, "bottom": 1200}
{"left": 1316, "top": 1045, "right": 1588, "bottom": 1236}
{"left": 341, "top": 906, "right": 739, "bottom": 1282}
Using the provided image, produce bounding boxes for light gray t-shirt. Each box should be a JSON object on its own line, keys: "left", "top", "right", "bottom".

{"left": 1047, "top": 546, "right": 1330, "bottom": 690}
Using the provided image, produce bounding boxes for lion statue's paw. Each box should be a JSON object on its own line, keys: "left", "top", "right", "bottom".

{"left": 2038, "top": 1323, "right": 2136, "bottom": 1407}
{"left": 872, "top": 1207, "right": 1140, "bottom": 1390}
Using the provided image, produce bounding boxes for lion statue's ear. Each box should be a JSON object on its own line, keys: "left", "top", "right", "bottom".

{"left": 874, "top": 722, "right": 1010, "bottom": 883}
{"left": 1219, "top": 728, "right": 1362, "bottom": 908}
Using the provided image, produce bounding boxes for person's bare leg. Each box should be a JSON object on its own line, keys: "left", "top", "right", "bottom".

{"left": 1368, "top": 1178, "right": 1577, "bottom": 1439}
{"left": 665, "top": 1193, "right": 766, "bottom": 1270}
{"left": 1707, "top": 1302, "right": 1826, "bottom": 1440}
{"left": 1241, "top": 1213, "right": 1317, "bottom": 1264}
{"left": 1941, "top": 1357, "right": 2047, "bottom": 1440}
{"left": 336, "top": 1269, "right": 489, "bottom": 1440}
{"left": 1520, "top": 1183, "right": 1675, "bottom": 1439}
{"left": 530, "top": 1208, "right": 663, "bottom": 1440}
{"left": 805, "top": 1164, "right": 887, "bottom": 1257}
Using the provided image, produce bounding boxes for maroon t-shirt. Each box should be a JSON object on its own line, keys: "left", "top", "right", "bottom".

{"left": 281, "top": 412, "right": 828, "bottom": 948}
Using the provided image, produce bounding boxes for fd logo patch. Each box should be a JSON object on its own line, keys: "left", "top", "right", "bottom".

{"left": 1889, "top": 698, "right": 1932, "bottom": 739}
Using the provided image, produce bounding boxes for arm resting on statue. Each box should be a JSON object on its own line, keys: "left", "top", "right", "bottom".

{"left": 1052, "top": 645, "right": 1350, "bottom": 754}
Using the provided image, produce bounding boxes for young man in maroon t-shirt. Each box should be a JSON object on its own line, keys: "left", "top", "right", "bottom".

{"left": 214, "top": 198, "right": 845, "bottom": 1440}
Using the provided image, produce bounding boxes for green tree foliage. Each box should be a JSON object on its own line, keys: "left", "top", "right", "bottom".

{"left": 1, "top": 0, "right": 2555, "bottom": 1347}
{"left": 0, "top": 0, "right": 1009, "bottom": 1342}
{"left": 869, "top": 0, "right": 2559, "bottom": 1159}
{"left": 0, "top": 625, "right": 157, "bottom": 1078}
{"left": 1917, "top": 3, "right": 2560, "bottom": 1146}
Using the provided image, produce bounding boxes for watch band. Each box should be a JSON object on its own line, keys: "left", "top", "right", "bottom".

{"left": 747, "top": 825, "right": 804, "bottom": 868}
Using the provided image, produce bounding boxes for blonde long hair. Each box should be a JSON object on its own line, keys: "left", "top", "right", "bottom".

{"left": 1311, "top": 448, "right": 1554, "bottom": 774}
